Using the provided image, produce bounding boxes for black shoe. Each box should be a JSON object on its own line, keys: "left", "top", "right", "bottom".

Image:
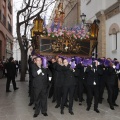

{"left": 52, "top": 100, "right": 56, "bottom": 103}
{"left": 42, "top": 113, "right": 48, "bottom": 116}
{"left": 64, "top": 104, "right": 69, "bottom": 108}
{"left": 61, "top": 110, "right": 64, "bottom": 114}
{"left": 86, "top": 107, "right": 90, "bottom": 111}
{"left": 82, "top": 98, "right": 85, "bottom": 101}
{"left": 114, "top": 103, "right": 119, "bottom": 107}
{"left": 33, "top": 114, "right": 38, "bottom": 118}
{"left": 14, "top": 87, "right": 19, "bottom": 90}
{"left": 110, "top": 106, "right": 115, "bottom": 110}
{"left": 33, "top": 107, "right": 35, "bottom": 110}
{"left": 94, "top": 109, "right": 100, "bottom": 113}
{"left": 6, "top": 90, "right": 12, "bottom": 92}
{"left": 79, "top": 102, "right": 82, "bottom": 105}
{"left": 69, "top": 111, "right": 74, "bottom": 115}
{"left": 28, "top": 102, "right": 33, "bottom": 106}
{"left": 55, "top": 104, "right": 60, "bottom": 108}
{"left": 98, "top": 100, "right": 102, "bottom": 104}
{"left": 74, "top": 98, "right": 78, "bottom": 101}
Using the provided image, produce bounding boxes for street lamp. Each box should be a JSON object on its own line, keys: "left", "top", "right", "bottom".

{"left": 80, "top": 13, "right": 86, "bottom": 24}
{"left": 31, "top": 14, "right": 44, "bottom": 54}
{"left": 90, "top": 19, "right": 100, "bottom": 39}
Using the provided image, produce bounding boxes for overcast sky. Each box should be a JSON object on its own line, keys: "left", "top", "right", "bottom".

{"left": 13, "top": 0, "right": 55, "bottom": 38}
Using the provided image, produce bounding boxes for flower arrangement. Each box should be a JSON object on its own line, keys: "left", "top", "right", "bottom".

{"left": 43, "top": 26, "right": 90, "bottom": 40}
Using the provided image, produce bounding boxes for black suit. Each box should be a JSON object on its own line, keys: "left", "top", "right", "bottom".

{"left": 32, "top": 64, "right": 51, "bottom": 115}
{"left": 6, "top": 61, "right": 17, "bottom": 91}
{"left": 48, "top": 62, "right": 57, "bottom": 100}
{"left": 98, "top": 65, "right": 106, "bottom": 103}
{"left": 76, "top": 64, "right": 87, "bottom": 102}
{"left": 107, "top": 67, "right": 119, "bottom": 106}
{"left": 55, "top": 63, "right": 64, "bottom": 106}
{"left": 86, "top": 65, "right": 103, "bottom": 109}
{"left": 28, "top": 61, "right": 34, "bottom": 104}
{"left": 61, "top": 65, "right": 76, "bottom": 111}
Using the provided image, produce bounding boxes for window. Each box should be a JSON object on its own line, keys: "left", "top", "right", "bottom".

{"left": 8, "top": 15, "right": 11, "bottom": 24}
{"left": 109, "top": 23, "right": 119, "bottom": 52}
{"left": 111, "top": 33, "right": 117, "bottom": 51}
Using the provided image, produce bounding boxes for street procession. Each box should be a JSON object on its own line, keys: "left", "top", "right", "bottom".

{"left": 0, "top": 0, "right": 120, "bottom": 119}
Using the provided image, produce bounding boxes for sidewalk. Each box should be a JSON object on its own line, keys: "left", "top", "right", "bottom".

{"left": 0, "top": 74, "right": 120, "bottom": 120}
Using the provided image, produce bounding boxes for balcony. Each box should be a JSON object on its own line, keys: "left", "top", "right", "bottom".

{"left": 8, "top": 2, "right": 12, "bottom": 14}
{"left": 8, "top": 22, "right": 12, "bottom": 33}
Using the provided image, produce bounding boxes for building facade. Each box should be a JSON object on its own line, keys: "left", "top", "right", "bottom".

{"left": 49, "top": 0, "right": 120, "bottom": 60}
{"left": 0, "top": 0, "right": 13, "bottom": 60}
{"left": 81, "top": 0, "right": 120, "bottom": 60}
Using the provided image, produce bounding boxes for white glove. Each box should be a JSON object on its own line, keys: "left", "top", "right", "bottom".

{"left": 91, "top": 65, "right": 92, "bottom": 67}
{"left": 113, "top": 65, "right": 116, "bottom": 69}
{"left": 84, "top": 67, "right": 87, "bottom": 72}
{"left": 117, "top": 70, "right": 120, "bottom": 74}
{"left": 42, "top": 73, "right": 44, "bottom": 76}
{"left": 37, "top": 69, "right": 42, "bottom": 75}
{"left": 73, "top": 69, "right": 75, "bottom": 72}
{"left": 49, "top": 77, "right": 52, "bottom": 81}
{"left": 98, "top": 62, "right": 100, "bottom": 65}
{"left": 93, "top": 81, "right": 96, "bottom": 85}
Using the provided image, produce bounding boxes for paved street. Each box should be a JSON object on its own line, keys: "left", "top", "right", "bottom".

{"left": 0, "top": 74, "right": 120, "bottom": 120}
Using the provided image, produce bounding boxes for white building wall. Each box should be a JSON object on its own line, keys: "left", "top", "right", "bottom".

{"left": 81, "top": 0, "right": 120, "bottom": 60}
{"left": 104, "top": 0, "right": 118, "bottom": 9}
{"left": 81, "top": 0, "right": 117, "bottom": 21}
{"left": 106, "top": 13, "right": 120, "bottom": 60}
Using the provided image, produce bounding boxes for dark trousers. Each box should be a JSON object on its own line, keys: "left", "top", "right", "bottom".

{"left": 6, "top": 76, "right": 16, "bottom": 91}
{"left": 112, "top": 86, "right": 119, "bottom": 104}
{"left": 56, "top": 86, "right": 63, "bottom": 106}
{"left": 61, "top": 85, "right": 75, "bottom": 111}
{"left": 87, "top": 85, "right": 99, "bottom": 109}
{"left": 107, "top": 84, "right": 114, "bottom": 106}
{"left": 107, "top": 84, "right": 119, "bottom": 106}
{"left": 98, "top": 81, "right": 105, "bottom": 102}
{"left": 78, "top": 80, "right": 87, "bottom": 102}
{"left": 29, "top": 79, "right": 34, "bottom": 104}
{"left": 34, "top": 87, "right": 47, "bottom": 115}
{"left": 52, "top": 85, "right": 57, "bottom": 101}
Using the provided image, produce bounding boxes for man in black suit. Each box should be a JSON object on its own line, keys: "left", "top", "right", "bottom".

{"left": 76, "top": 63, "right": 87, "bottom": 105}
{"left": 60, "top": 59, "right": 77, "bottom": 115}
{"left": 28, "top": 55, "right": 36, "bottom": 106}
{"left": 6, "top": 57, "right": 19, "bottom": 92}
{"left": 48, "top": 58, "right": 58, "bottom": 102}
{"left": 86, "top": 60, "right": 103, "bottom": 113}
{"left": 32, "top": 57, "right": 52, "bottom": 118}
{"left": 107, "top": 62, "right": 119, "bottom": 110}
{"left": 54, "top": 58, "right": 64, "bottom": 108}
